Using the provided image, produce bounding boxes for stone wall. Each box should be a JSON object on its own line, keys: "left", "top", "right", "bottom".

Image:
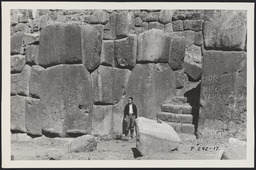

{"left": 10, "top": 9, "right": 247, "bottom": 139}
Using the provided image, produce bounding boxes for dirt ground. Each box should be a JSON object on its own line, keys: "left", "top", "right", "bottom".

{"left": 11, "top": 132, "right": 228, "bottom": 160}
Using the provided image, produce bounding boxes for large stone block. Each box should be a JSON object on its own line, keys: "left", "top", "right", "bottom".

{"left": 138, "top": 29, "right": 170, "bottom": 63}
{"left": 221, "top": 138, "right": 246, "bottom": 160}
{"left": 194, "top": 31, "right": 203, "bottom": 46}
{"left": 173, "top": 20, "right": 183, "bottom": 31}
{"left": 159, "top": 10, "right": 174, "bottom": 24}
{"left": 40, "top": 65, "right": 93, "bottom": 137}
{"left": 199, "top": 51, "right": 247, "bottom": 136}
{"left": 135, "top": 17, "right": 143, "bottom": 27}
{"left": 11, "top": 65, "right": 31, "bottom": 96}
{"left": 29, "top": 65, "right": 45, "bottom": 98}
{"left": 92, "top": 65, "right": 114, "bottom": 104}
{"left": 81, "top": 24, "right": 102, "bottom": 72}
{"left": 69, "top": 135, "right": 97, "bottom": 153}
{"left": 204, "top": 10, "right": 247, "bottom": 51}
{"left": 113, "top": 68, "right": 131, "bottom": 104}
{"left": 38, "top": 24, "right": 82, "bottom": 67}
{"left": 184, "top": 57, "right": 202, "bottom": 81}
{"left": 89, "top": 10, "right": 109, "bottom": 24}
{"left": 11, "top": 55, "right": 26, "bottom": 73}
{"left": 107, "top": 11, "right": 118, "bottom": 40}
{"left": 92, "top": 105, "right": 113, "bottom": 136}
{"left": 126, "top": 63, "right": 175, "bottom": 119}
{"left": 168, "top": 36, "right": 186, "bottom": 70}
{"left": 11, "top": 9, "right": 19, "bottom": 26}
{"left": 135, "top": 117, "right": 180, "bottom": 156}
{"left": 100, "top": 40, "right": 114, "bottom": 66}
{"left": 23, "top": 33, "right": 39, "bottom": 45}
{"left": 146, "top": 12, "right": 159, "bottom": 22}
{"left": 113, "top": 96, "right": 126, "bottom": 135}
{"left": 148, "top": 22, "right": 164, "bottom": 31}
{"left": 25, "top": 98, "right": 43, "bottom": 136}
{"left": 116, "top": 11, "right": 135, "bottom": 38}
{"left": 164, "top": 23, "right": 173, "bottom": 33}
{"left": 192, "top": 20, "right": 203, "bottom": 31}
{"left": 11, "top": 32, "right": 24, "bottom": 55}
{"left": 26, "top": 45, "right": 39, "bottom": 65}
{"left": 181, "top": 30, "right": 196, "bottom": 48}
{"left": 11, "top": 96, "right": 26, "bottom": 132}
{"left": 114, "top": 34, "right": 137, "bottom": 69}
{"left": 186, "top": 44, "right": 202, "bottom": 64}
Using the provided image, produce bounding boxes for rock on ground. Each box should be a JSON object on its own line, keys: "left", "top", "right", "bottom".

{"left": 135, "top": 117, "right": 181, "bottom": 156}
{"left": 221, "top": 138, "right": 246, "bottom": 160}
{"left": 69, "top": 135, "right": 97, "bottom": 153}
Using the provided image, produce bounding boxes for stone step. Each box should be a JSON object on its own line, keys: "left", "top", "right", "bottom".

{"left": 167, "top": 122, "right": 195, "bottom": 135}
{"left": 171, "top": 96, "right": 187, "bottom": 103}
{"left": 161, "top": 103, "right": 192, "bottom": 114}
{"left": 157, "top": 112, "right": 193, "bottom": 124}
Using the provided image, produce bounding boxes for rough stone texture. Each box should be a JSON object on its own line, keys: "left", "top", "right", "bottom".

{"left": 116, "top": 11, "right": 135, "bottom": 38}
{"left": 40, "top": 65, "right": 93, "bottom": 137}
{"left": 192, "top": 20, "right": 203, "bottom": 31}
{"left": 135, "top": 17, "right": 143, "bottom": 27}
{"left": 157, "top": 112, "right": 175, "bottom": 122}
{"left": 135, "top": 117, "right": 180, "bottom": 156}
{"left": 175, "top": 70, "right": 185, "bottom": 89}
{"left": 159, "top": 10, "right": 174, "bottom": 24}
{"left": 11, "top": 55, "right": 26, "bottom": 73}
{"left": 100, "top": 40, "right": 114, "bottom": 66}
{"left": 69, "top": 135, "right": 97, "bottom": 153}
{"left": 146, "top": 12, "right": 159, "bottom": 22}
{"left": 29, "top": 65, "right": 45, "bottom": 98}
{"left": 26, "top": 45, "right": 39, "bottom": 65}
{"left": 168, "top": 36, "right": 186, "bottom": 70}
{"left": 92, "top": 65, "right": 114, "bottom": 104}
{"left": 161, "top": 103, "right": 192, "bottom": 114}
{"left": 107, "top": 11, "right": 117, "bottom": 40}
{"left": 93, "top": 24, "right": 104, "bottom": 40}
{"left": 148, "top": 22, "right": 164, "bottom": 31}
{"left": 18, "top": 9, "right": 30, "bottom": 23}
{"left": 183, "top": 20, "right": 193, "bottom": 30}
{"left": 184, "top": 57, "right": 202, "bottom": 81}
{"left": 181, "top": 123, "right": 195, "bottom": 134}
{"left": 138, "top": 29, "right": 170, "bottom": 63}
{"left": 92, "top": 105, "right": 113, "bottom": 136}
{"left": 164, "top": 23, "right": 173, "bottom": 33}
{"left": 140, "top": 11, "right": 148, "bottom": 22}
{"left": 13, "top": 23, "right": 30, "bottom": 34}
{"left": 11, "top": 9, "right": 19, "bottom": 26}
{"left": 25, "top": 98, "right": 43, "bottom": 136}
{"left": 114, "top": 34, "right": 137, "bottom": 69}
{"left": 11, "top": 96, "right": 27, "bottom": 132}
{"left": 221, "top": 138, "right": 246, "bottom": 160}
{"left": 113, "top": 96, "right": 126, "bottom": 135}
{"left": 194, "top": 31, "right": 203, "bottom": 46}
{"left": 204, "top": 10, "right": 247, "bottom": 50}
{"left": 113, "top": 68, "right": 131, "bottom": 104}
{"left": 11, "top": 32, "right": 24, "bottom": 55}
{"left": 186, "top": 44, "right": 202, "bottom": 64}
{"left": 199, "top": 51, "right": 246, "bottom": 136}
{"left": 23, "top": 33, "right": 39, "bottom": 45}
{"left": 126, "top": 63, "right": 175, "bottom": 119}
{"left": 89, "top": 10, "right": 109, "bottom": 24}
{"left": 38, "top": 24, "right": 82, "bottom": 67}
{"left": 135, "top": 27, "right": 142, "bottom": 34}
{"left": 81, "top": 24, "right": 102, "bottom": 72}
{"left": 11, "top": 65, "right": 31, "bottom": 96}
{"left": 141, "top": 22, "right": 148, "bottom": 32}
{"left": 11, "top": 133, "right": 33, "bottom": 142}
{"left": 173, "top": 20, "right": 183, "bottom": 31}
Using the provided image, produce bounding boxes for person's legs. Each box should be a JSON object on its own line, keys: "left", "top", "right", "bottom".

{"left": 124, "top": 116, "right": 130, "bottom": 137}
{"left": 130, "top": 115, "right": 135, "bottom": 138}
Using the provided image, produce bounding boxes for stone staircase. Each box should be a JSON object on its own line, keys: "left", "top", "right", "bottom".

{"left": 157, "top": 96, "right": 196, "bottom": 137}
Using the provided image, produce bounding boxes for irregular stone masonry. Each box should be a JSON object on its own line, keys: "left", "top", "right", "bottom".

{"left": 10, "top": 9, "right": 246, "bottom": 139}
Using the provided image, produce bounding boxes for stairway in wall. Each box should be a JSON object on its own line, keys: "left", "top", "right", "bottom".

{"left": 157, "top": 96, "right": 196, "bottom": 140}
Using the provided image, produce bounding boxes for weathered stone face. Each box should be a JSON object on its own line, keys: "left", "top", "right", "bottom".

{"left": 113, "top": 96, "right": 126, "bottom": 135}
{"left": 126, "top": 63, "right": 175, "bottom": 119}
{"left": 184, "top": 56, "right": 202, "bottom": 81}
{"left": 11, "top": 32, "right": 24, "bottom": 55}
{"left": 204, "top": 10, "right": 247, "bottom": 51}
{"left": 199, "top": 51, "right": 246, "bottom": 136}
{"left": 29, "top": 65, "right": 45, "bottom": 98}
{"left": 11, "top": 96, "right": 27, "bottom": 132}
{"left": 23, "top": 33, "right": 39, "bottom": 45}
{"left": 114, "top": 34, "right": 137, "bottom": 69}
{"left": 25, "top": 98, "right": 43, "bottom": 136}
{"left": 100, "top": 40, "right": 114, "bottom": 66}
{"left": 38, "top": 24, "right": 82, "bottom": 67}
{"left": 148, "top": 22, "right": 164, "bottom": 31}
{"left": 39, "top": 64, "right": 93, "bottom": 137}
{"left": 81, "top": 24, "right": 102, "bottom": 72}
{"left": 116, "top": 11, "right": 135, "bottom": 38}
{"left": 69, "top": 135, "right": 97, "bottom": 153}
{"left": 92, "top": 65, "right": 114, "bottom": 104}
{"left": 138, "top": 29, "right": 170, "bottom": 63}
{"left": 159, "top": 10, "right": 174, "bottom": 24}
{"left": 11, "top": 65, "right": 31, "bottom": 96}
{"left": 92, "top": 105, "right": 113, "bottom": 136}
{"left": 168, "top": 36, "right": 186, "bottom": 70}
{"left": 11, "top": 55, "right": 26, "bottom": 73}
{"left": 89, "top": 10, "right": 109, "bottom": 24}
{"left": 186, "top": 44, "right": 202, "bottom": 64}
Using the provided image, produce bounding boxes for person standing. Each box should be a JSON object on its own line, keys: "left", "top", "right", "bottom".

{"left": 123, "top": 97, "right": 137, "bottom": 139}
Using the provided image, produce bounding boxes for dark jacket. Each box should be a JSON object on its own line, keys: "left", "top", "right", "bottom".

{"left": 124, "top": 103, "right": 137, "bottom": 118}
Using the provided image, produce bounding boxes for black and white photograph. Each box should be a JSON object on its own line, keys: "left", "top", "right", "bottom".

{"left": 1, "top": 1, "right": 254, "bottom": 168}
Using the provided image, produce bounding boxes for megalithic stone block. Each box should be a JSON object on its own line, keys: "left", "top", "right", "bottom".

{"left": 11, "top": 96, "right": 27, "bottom": 133}
{"left": 116, "top": 11, "right": 135, "bottom": 38}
